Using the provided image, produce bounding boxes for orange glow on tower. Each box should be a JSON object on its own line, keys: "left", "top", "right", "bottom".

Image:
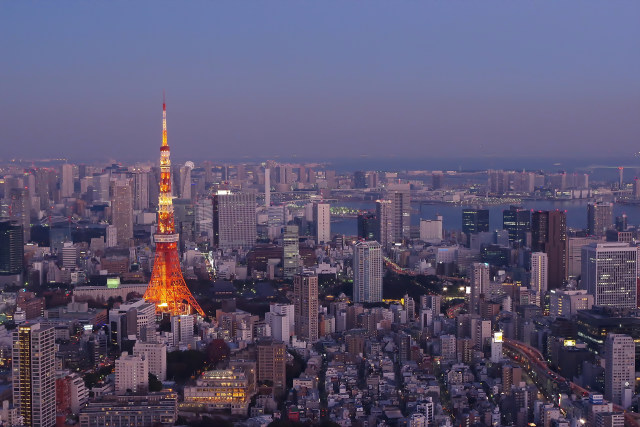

{"left": 144, "top": 97, "right": 204, "bottom": 316}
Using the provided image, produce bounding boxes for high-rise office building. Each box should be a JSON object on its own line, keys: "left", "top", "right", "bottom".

{"left": 115, "top": 351, "right": 149, "bottom": 395}
{"left": 502, "top": 206, "right": 530, "bottom": 247}
{"left": 179, "top": 163, "right": 193, "bottom": 200}
{"left": 376, "top": 200, "right": 393, "bottom": 248}
{"left": 173, "top": 198, "right": 195, "bottom": 249}
{"left": 588, "top": 201, "right": 613, "bottom": 236}
{"left": 110, "top": 179, "right": 133, "bottom": 247}
{"left": 0, "top": 219, "right": 23, "bottom": 285}
{"left": 313, "top": 203, "right": 331, "bottom": 244}
{"left": 12, "top": 323, "right": 56, "bottom": 427}
{"left": 61, "top": 164, "right": 74, "bottom": 198}
{"left": 132, "top": 170, "right": 150, "bottom": 211}
{"left": 357, "top": 212, "right": 377, "bottom": 241}
{"left": 531, "top": 210, "right": 567, "bottom": 289}
{"left": 293, "top": 272, "right": 318, "bottom": 342}
{"left": 469, "top": 262, "right": 490, "bottom": 314}
{"left": 604, "top": 334, "right": 635, "bottom": 408}
{"left": 35, "top": 168, "right": 51, "bottom": 210}
{"left": 283, "top": 225, "right": 300, "bottom": 279}
{"left": 387, "top": 184, "right": 411, "bottom": 242}
{"left": 530, "top": 252, "right": 548, "bottom": 301}
{"left": 462, "top": 209, "right": 489, "bottom": 246}
{"left": 353, "top": 241, "right": 383, "bottom": 303}
{"left": 213, "top": 191, "right": 257, "bottom": 250}
{"left": 195, "top": 198, "right": 214, "bottom": 244}
{"left": 9, "top": 188, "right": 30, "bottom": 242}
{"left": 567, "top": 236, "right": 599, "bottom": 279}
{"left": 257, "top": 339, "right": 286, "bottom": 397}
{"left": 582, "top": 242, "right": 637, "bottom": 308}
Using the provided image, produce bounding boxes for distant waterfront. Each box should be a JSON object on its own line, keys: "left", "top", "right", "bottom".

{"left": 331, "top": 199, "right": 640, "bottom": 236}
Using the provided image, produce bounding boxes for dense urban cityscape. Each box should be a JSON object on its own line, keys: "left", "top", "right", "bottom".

{"left": 0, "top": 97, "right": 640, "bottom": 427}
{"left": 3, "top": 2, "right": 639, "bottom": 427}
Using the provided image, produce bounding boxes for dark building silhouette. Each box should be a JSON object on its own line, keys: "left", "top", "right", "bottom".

{"left": 502, "top": 205, "right": 530, "bottom": 247}
{"left": 0, "top": 219, "right": 24, "bottom": 280}
{"left": 462, "top": 209, "right": 489, "bottom": 246}
{"left": 357, "top": 212, "right": 378, "bottom": 241}
{"left": 531, "top": 210, "right": 567, "bottom": 289}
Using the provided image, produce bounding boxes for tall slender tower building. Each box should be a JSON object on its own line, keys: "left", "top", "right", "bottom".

{"left": 530, "top": 252, "right": 548, "bottom": 302}
{"left": 469, "top": 262, "right": 490, "bottom": 314}
{"left": 293, "top": 272, "right": 319, "bottom": 342}
{"left": 353, "top": 241, "right": 383, "bottom": 303}
{"left": 110, "top": 178, "right": 133, "bottom": 247}
{"left": 144, "top": 98, "right": 204, "bottom": 316}
{"left": 12, "top": 323, "right": 56, "bottom": 427}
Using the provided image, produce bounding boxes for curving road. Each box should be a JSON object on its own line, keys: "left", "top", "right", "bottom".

{"left": 503, "top": 338, "right": 640, "bottom": 427}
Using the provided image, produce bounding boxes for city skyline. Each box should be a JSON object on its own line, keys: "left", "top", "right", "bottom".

{"left": 2, "top": 2, "right": 639, "bottom": 162}
{"left": 3, "top": 3, "right": 640, "bottom": 427}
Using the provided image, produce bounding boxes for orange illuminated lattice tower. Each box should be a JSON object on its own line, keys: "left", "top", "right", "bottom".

{"left": 144, "top": 97, "right": 204, "bottom": 316}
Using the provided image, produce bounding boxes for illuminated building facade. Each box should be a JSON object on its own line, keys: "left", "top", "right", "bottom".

{"left": 283, "top": 225, "right": 300, "bottom": 279}
{"left": 353, "top": 241, "right": 383, "bottom": 303}
{"left": 143, "top": 99, "right": 204, "bottom": 316}
{"left": 183, "top": 367, "right": 255, "bottom": 415}
{"left": 12, "top": 323, "right": 56, "bottom": 427}
{"left": 582, "top": 242, "right": 637, "bottom": 308}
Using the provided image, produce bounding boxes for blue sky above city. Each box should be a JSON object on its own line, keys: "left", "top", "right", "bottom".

{"left": 1, "top": 1, "right": 639, "bottom": 163}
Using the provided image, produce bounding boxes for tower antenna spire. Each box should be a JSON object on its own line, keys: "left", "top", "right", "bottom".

{"left": 144, "top": 97, "right": 204, "bottom": 316}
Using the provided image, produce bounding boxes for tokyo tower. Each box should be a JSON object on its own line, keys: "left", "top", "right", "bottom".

{"left": 144, "top": 97, "right": 204, "bottom": 316}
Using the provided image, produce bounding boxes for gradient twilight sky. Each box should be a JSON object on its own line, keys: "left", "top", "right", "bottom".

{"left": 1, "top": 2, "right": 639, "bottom": 163}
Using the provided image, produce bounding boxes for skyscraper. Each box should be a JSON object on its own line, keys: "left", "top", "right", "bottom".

{"left": 375, "top": 199, "right": 393, "bottom": 248}
{"left": 195, "top": 198, "right": 214, "bottom": 244}
{"left": 530, "top": 252, "right": 548, "bottom": 301}
{"left": 0, "top": 219, "right": 23, "bottom": 285}
{"left": 531, "top": 210, "right": 567, "bottom": 289}
{"left": 462, "top": 209, "right": 489, "bottom": 246}
{"left": 582, "top": 242, "right": 637, "bottom": 308}
{"left": 502, "top": 206, "right": 530, "bottom": 247}
{"left": 179, "top": 162, "right": 193, "bottom": 200}
{"left": 293, "top": 272, "right": 318, "bottom": 342}
{"left": 264, "top": 168, "right": 271, "bottom": 208}
{"left": 61, "top": 164, "right": 74, "bottom": 198}
{"left": 110, "top": 178, "right": 133, "bottom": 247}
{"left": 357, "top": 212, "right": 377, "bottom": 241}
{"left": 587, "top": 201, "right": 613, "bottom": 236}
{"left": 9, "top": 187, "right": 30, "bottom": 242}
{"left": 12, "top": 323, "right": 56, "bottom": 427}
{"left": 353, "top": 241, "right": 383, "bottom": 303}
{"left": 387, "top": 184, "right": 411, "bottom": 242}
{"left": 213, "top": 191, "right": 257, "bottom": 250}
{"left": 604, "top": 334, "right": 635, "bottom": 408}
{"left": 132, "top": 170, "right": 150, "bottom": 211}
{"left": 469, "top": 262, "right": 490, "bottom": 314}
{"left": 313, "top": 202, "right": 331, "bottom": 244}
{"left": 283, "top": 225, "right": 300, "bottom": 279}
